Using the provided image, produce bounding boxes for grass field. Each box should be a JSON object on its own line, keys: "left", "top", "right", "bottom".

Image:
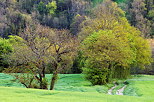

{"left": 0, "top": 74, "right": 112, "bottom": 93}
{"left": 0, "top": 73, "right": 154, "bottom": 102}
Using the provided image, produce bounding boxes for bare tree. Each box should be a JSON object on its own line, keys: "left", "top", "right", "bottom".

{"left": 5, "top": 23, "right": 78, "bottom": 90}
{"left": 48, "top": 29, "right": 78, "bottom": 90}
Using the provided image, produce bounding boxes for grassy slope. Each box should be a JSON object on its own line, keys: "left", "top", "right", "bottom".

{"left": 0, "top": 74, "right": 154, "bottom": 102}
{"left": 0, "top": 86, "right": 149, "bottom": 102}
{"left": 0, "top": 73, "right": 24, "bottom": 87}
{"left": 0, "top": 74, "right": 113, "bottom": 93}
{"left": 124, "top": 75, "right": 154, "bottom": 97}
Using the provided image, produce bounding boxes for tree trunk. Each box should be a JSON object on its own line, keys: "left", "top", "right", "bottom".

{"left": 39, "top": 73, "right": 43, "bottom": 89}
{"left": 50, "top": 51, "right": 61, "bottom": 90}
{"left": 50, "top": 71, "right": 58, "bottom": 90}
{"left": 106, "top": 63, "right": 113, "bottom": 83}
{"left": 42, "top": 62, "right": 46, "bottom": 78}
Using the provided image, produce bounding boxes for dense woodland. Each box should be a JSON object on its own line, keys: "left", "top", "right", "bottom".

{"left": 0, "top": 0, "right": 153, "bottom": 90}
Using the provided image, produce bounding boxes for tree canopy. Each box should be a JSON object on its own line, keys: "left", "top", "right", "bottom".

{"left": 80, "top": 0, "right": 152, "bottom": 85}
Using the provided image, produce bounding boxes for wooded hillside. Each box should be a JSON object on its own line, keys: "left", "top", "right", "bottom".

{"left": 0, "top": 0, "right": 153, "bottom": 89}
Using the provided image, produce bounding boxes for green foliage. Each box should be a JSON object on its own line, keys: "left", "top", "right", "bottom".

{"left": 46, "top": 1, "right": 57, "bottom": 15}
{"left": 91, "top": 0, "right": 104, "bottom": 6}
{"left": 81, "top": 30, "right": 134, "bottom": 85}
{"left": 148, "top": 10, "right": 154, "bottom": 20}
{"left": 37, "top": 2, "right": 47, "bottom": 15}
{"left": 0, "top": 38, "right": 12, "bottom": 72}
{"left": 42, "top": 78, "right": 48, "bottom": 89}
{"left": 79, "top": 0, "right": 152, "bottom": 85}
{"left": 119, "top": 0, "right": 154, "bottom": 37}
{"left": 71, "top": 52, "right": 83, "bottom": 74}
{"left": 70, "top": 14, "right": 86, "bottom": 35}
{"left": 8, "top": 35, "right": 24, "bottom": 44}
{"left": 113, "top": 0, "right": 126, "bottom": 3}
{"left": 0, "top": 38, "right": 12, "bottom": 55}
{"left": 37, "top": 1, "right": 57, "bottom": 15}
{"left": 18, "top": 0, "right": 40, "bottom": 14}
{"left": 3, "top": 10, "right": 31, "bottom": 36}
{"left": 83, "top": 66, "right": 108, "bottom": 85}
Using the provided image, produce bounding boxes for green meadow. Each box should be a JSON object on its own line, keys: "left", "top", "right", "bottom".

{"left": 0, "top": 73, "right": 154, "bottom": 102}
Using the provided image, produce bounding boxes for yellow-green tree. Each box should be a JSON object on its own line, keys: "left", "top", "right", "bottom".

{"left": 46, "top": 1, "right": 57, "bottom": 15}
{"left": 81, "top": 30, "right": 134, "bottom": 84}
{"left": 80, "top": 0, "right": 152, "bottom": 85}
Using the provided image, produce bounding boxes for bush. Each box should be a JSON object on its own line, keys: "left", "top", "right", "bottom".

{"left": 83, "top": 62, "right": 109, "bottom": 85}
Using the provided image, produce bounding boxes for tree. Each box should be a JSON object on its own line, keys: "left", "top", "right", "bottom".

{"left": 48, "top": 29, "right": 78, "bottom": 90}
{"left": 79, "top": 0, "right": 126, "bottom": 40}
{"left": 70, "top": 0, "right": 91, "bottom": 16}
{"left": 0, "top": 0, "right": 34, "bottom": 38}
{"left": 70, "top": 14, "right": 86, "bottom": 35}
{"left": 79, "top": 0, "right": 152, "bottom": 85}
{"left": 81, "top": 30, "right": 134, "bottom": 84}
{"left": 46, "top": 1, "right": 57, "bottom": 15}
{"left": 118, "top": 0, "right": 154, "bottom": 37}
{"left": 37, "top": 1, "right": 47, "bottom": 15}
{"left": 4, "top": 23, "right": 78, "bottom": 90}
{"left": 129, "top": 0, "right": 151, "bottom": 37}
{"left": 18, "top": 0, "right": 40, "bottom": 14}
{"left": 0, "top": 0, "right": 18, "bottom": 37}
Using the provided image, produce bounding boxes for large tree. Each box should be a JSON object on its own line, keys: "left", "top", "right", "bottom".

{"left": 81, "top": 30, "right": 134, "bottom": 84}
{"left": 48, "top": 29, "right": 78, "bottom": 90}
{"left": 5, "top": 23, "right": 78, "bottom": 90}
{"left": 79, "top": 0, "right": 152, "bottom": 85}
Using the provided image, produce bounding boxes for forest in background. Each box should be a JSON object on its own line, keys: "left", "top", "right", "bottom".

{"left": 0, "top": 0, "right": 153, "bottom": 90}
{"left": 1, "top": 0, "right": 154, "bottom": 38}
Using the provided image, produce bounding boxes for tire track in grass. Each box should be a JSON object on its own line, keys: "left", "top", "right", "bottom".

{"left": 116, "top": 85, "right": 127, "bottom": 95}
{"left": 108, "top": 82, "right": 128, "bottom": 95}
{"left": 108, "top": 84, "right": 117, "bottom": 95}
